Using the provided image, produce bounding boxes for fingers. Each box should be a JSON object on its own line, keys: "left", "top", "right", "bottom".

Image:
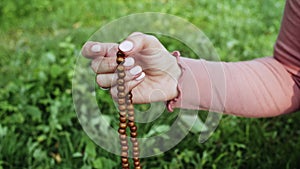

{"left": 91, "top": 56, "right": 118, "bottom": 74}
{"left": 92, "top": 55, "right": 135, "bottom": 74}
{"left": 110, "top": 72, "right": 146, "bottom": 100}
{"left": 96, "top": 64, "right": 144, "bottom": 88}
{"left": 91, "top": 54, "right": 136, "bottom": 74}
{"left": 81, "top": 41, "right": 119, "bottom": 59}
{"left": 82, "top": 32, "right": 164, "bottom": 60}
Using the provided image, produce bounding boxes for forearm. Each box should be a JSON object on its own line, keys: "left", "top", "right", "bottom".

{"left": 170, "top": 56, "right": 300, "bottom": 117}
{"left": 170, "top": 0, "right": 300, "bottom": 117}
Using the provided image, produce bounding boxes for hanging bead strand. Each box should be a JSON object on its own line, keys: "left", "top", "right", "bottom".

{"left": 116, "top": 50, "right": 142, "bottom": 169}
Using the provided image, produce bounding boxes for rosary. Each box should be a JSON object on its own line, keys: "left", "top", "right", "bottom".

{"left": 116, "top": 50, "right": 142, "bottom": 169}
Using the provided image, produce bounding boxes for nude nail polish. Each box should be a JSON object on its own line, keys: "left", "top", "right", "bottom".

{"left": 119, "top": 41, "right": 133, "bottom": 52}
{"left": 91, "top": 44, "right": 101, "bottom": 52}
{"left": 123, "top": 57, "right": 135, "bottom": 67}
{"left": 135, "top": 72, "right": 145, "bottom": 81}
{"left": 129, "top": 66, "right": 142, "bottom": 76}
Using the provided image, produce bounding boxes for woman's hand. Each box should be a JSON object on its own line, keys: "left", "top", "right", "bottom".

{"left": 81, "top": 32, "right": 181, "bottom": 104}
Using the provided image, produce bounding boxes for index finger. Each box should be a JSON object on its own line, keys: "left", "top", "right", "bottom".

{"left": 81, "top": 41, "right": 119, "bottom": 59}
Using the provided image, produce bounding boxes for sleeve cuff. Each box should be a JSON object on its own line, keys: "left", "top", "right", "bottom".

{"left": 166, "top": 51, "right": 186, "bottom": 112}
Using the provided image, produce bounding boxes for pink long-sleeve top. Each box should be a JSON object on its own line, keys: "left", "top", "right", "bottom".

{"left": 170, "top": 0, "right": 300, "bottom": 117}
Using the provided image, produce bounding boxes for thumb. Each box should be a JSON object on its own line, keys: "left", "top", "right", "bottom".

{"left": 118, "top": 32, "right": 165, "bottom": 56}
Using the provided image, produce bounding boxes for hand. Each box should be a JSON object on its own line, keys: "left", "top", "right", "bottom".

{"left": 81, "top": 32, "right": 181, "bottom": 104}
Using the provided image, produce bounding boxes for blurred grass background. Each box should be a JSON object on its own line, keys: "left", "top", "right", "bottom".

{"left": 1, "top": 0, "right": 300, "bottom": 169}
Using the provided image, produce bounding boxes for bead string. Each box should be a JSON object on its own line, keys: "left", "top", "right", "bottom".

{"left": 116, "top": 50, "right": 142, "bottom": 169}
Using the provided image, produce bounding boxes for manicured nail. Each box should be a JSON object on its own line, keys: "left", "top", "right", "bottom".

{"left": 136, "top": 72, "right": 145, "bottom": 81}
{"left": 119, "top": 41, "right": 133, "bottom": 52}
{"left": 129, "top": 66, "right": 142, "bottom": 76}
{"left": 123, "top": 57, "right": 135, "bottom": 67}
{"left": 91, "top": 44, "right": 101, "bottom": 52}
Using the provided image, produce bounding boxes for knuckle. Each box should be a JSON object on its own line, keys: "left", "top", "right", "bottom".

{"left": 107, "top": 44, "right": 119, "bottom": 56}
{"left": 146, "top": 34, "right": 159, "bottom": 42}
{"left": 130, "top": 32, "right": 143, "bottom": 37}
{"left": 96, "top": 76, "right": 104, "bottom": 87}
{"left": 91, "top": 60, "right": 99, "bottom": 73}
{"left": 105, "top": 60, "right": 117, "bottom": 71}
{"left": 91, "top": 58, "right": 102, "bottom": 73}
{"left": 93, "top": 57, "right": 117, "bottom": 73}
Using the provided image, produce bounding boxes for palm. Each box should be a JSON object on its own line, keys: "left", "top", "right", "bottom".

{"left": 129, "top": 49, "right": 179, "bottom": 103}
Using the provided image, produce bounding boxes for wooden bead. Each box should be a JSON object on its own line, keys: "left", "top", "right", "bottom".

{"left": 117, "top": 85, "right": 125, "bottom": 92}
{"left": 121, "top": 157, "right": 128, "bottom": 163}
{"left": 127, "top": 92, "right": 132, "bottom": 99}
{"left": 119, "top": 123, "right": 127, "bottom": 129}
{"left": 119, "top": 134, "right": 127, "bottom": 140}
{"left": 131, "top": 132, "right": 137, "bottom": 137}
{"left": 117, "top": 57, "right": 124, "bottom": 64}
{"left": 118, "top": 128, "right": 126, "bottom": 134}
{"left": 126, "top": 100, "right": 132, "bottom": 104}
{"left": 118, "top": 72, "right": 126, "bottom": 78}
{"left": 132, "top": 141, "right": 139, "bottom": 147}
{"left": 121, "top": 146, "right": 129, "bottom": 151}
{"left": 130, "top": 137, "right": 137, "bottom": 142}
{"left": 117, "top": 65, "right": 125, "bottom": 72}
{"left": 135, "top": 166, "right": 141, "bottom": 169}
{"left": 134, "top": 161, "right": 140, "bottom": 166}
{"left": 117, "top": 51, "right": 125, "bottom": 58}
{"left": 119, "top": 116, "right": 127, "bottom": 123}
{"left": 127, "top": 104, "right": 134, "bottom": 110}
{"left": 122, "top": 162, "right": 129, "bottom": 168}
{"left": 118, "top": 98, "right": 125, "bottom": 104}
{"left": 128, "top": 116, "right": 134, "bottom": 121}
{"left": 133, "top": 152, "right": 139, "bottom": 157}
{"left": 119, "top": 111, "right": 127, "bottom": 117}
{"left": 128, "top": 121, "right": 135, "bottom": 127}
{"left": 120, "top": 140, "right": 128, "bottom": 146}
{"left": 118, "top": 105, "right": 126, "bottom": 111}
{"left": 118, "top": 91, "right": 126, "bottom": 98}
{"left": 121, "top": 151, "right": 128, "bottom": 157}
{"left": 133, "top": 157, "right": 140, "bottom": 162}
{"left": 133, "top": 146, "right": 139, "bottom": 152}
{"left": 128, "top": 112, "right": 134, "bottom": 117}
{"left": 123, "top": 163, "right": 129, "bottom": 167}
{"left": 130, "top": 125, "right": 137, "bottom": 132}
{"left": 126, "top": 101, "right": 132, "bottom": 105}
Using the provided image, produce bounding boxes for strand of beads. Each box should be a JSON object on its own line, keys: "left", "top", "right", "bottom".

{"left": 126, "top": 92, "right": 141, "bottom": 168}
{"left": 116, "top": 50, "right": 141, "bottom": 169}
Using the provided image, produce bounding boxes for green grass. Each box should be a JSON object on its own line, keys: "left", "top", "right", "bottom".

{"left": 1, "top": 0, "right": 300, "bottom": 169}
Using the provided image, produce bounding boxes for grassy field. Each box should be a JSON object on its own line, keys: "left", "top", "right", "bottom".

{"left": 1, "top": 0, "right": 300, "bottom": 169}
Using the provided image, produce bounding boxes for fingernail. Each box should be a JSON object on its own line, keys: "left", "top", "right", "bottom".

{"left": 123, "top": 57, "right": 135, "bottom": 67}
{"left": 129, "top": 66, "right": 142, "bottom": 76}
{"left": 136, "top": 72, "right": 145, "bottom": 81}
{"left": 119, "top": 41, "right": 133, "bottom": 52}
{"left": 91, "top": 44, "right": 101, "bottom": 52}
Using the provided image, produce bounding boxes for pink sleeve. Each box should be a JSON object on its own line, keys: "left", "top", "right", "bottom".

{"left": 168, "top": 0, "right": 300, "bottom": 117}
